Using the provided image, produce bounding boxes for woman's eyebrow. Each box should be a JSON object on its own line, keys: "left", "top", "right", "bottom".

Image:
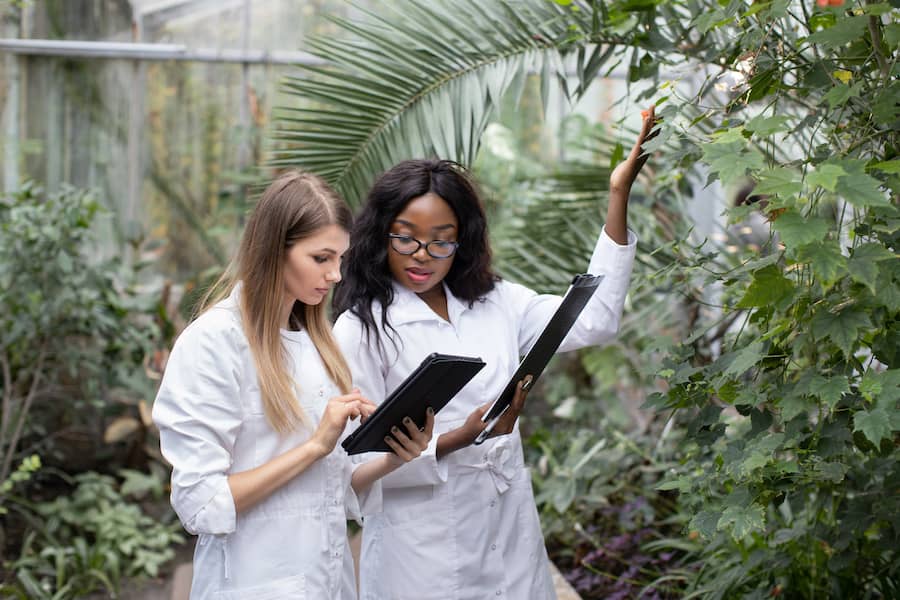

{"left": 392, "top": 219, "right": 457, "bottom": 232}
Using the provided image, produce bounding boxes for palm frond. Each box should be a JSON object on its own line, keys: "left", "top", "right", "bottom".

{"left": 271, "top": 0, "right": 627, "bottom": 204}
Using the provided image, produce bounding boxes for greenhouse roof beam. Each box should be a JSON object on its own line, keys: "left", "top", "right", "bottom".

{"left": 0, "top": 39, "right": 323, "bottom": 65}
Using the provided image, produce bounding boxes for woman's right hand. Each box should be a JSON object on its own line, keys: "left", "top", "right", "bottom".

{"left": 309, "top": 390, "right": 376, "bottom": 457}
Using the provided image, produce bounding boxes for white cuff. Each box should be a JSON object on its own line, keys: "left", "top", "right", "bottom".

{"left": 378, "top": 434, "right": 447, "bottom": 489}
{"left": 179, "top": 476, "right": 236, "bottom": 536}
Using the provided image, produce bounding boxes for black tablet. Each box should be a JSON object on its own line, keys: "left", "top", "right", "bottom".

{"left": 475, "top": 273, "right": 604, "bottom": 444}
{"left": 341, "top": 352, "right": 486, "bottom": 455}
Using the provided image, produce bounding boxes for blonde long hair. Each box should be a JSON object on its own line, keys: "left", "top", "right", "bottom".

{"left": 199, "top": 171, "right": 353, "bottom": 432}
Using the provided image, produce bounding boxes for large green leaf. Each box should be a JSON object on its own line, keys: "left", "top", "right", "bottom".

{"left": 806, "top": 15, "right": 868, "bottom": 48}
{"left": 737, "top": 264, "right": 795, "bottom": 309}
{"left": 853, "top": 409, "right": 893, "bottom": 445}
{"left": 772, "top": 211, "right": 829, "bottom": 249}
{"left": 796, "top": 240, "right": 847, "bottom": 287}
{"left": 272, "top": 0, "right": 630, "bottom": 204}
{"left": 717, "top": 503, "right": 765, "bottom": 542}
{"left": 810, "top": 305, "right": 872, "bottom": 357}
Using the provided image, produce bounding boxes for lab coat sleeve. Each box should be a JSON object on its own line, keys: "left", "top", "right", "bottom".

{"left": 342, "top": 456, "right": 383, "bottom": 521}
{"left": 513, "top": 225, "right": 637, "bottom": 356}
{"left": 152, "top": 312, "right": 244, "bottom": 535}
{"left": 334, "top": 312, "right": 447, "bottom": 498}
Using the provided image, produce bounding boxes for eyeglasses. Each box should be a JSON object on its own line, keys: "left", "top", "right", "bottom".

{"left": 388, "top": 233, "right": 459, "bottom": 259}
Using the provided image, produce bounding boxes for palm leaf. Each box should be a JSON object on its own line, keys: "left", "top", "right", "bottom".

{"left": 271, "top": 0, "right": 631, "bottom": 204}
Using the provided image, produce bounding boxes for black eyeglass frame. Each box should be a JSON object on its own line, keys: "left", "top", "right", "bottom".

{"left": 388, "top": 233, "right": 460, "bottom": 259}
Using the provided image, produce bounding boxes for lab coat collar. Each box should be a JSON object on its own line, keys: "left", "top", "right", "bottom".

{"left": 388, "top": 280, "right": 468, "bottom": 326}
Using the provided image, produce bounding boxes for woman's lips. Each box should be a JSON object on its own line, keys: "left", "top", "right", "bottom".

{"left": 406, "top": 268, "right": 432, "bottom": 283}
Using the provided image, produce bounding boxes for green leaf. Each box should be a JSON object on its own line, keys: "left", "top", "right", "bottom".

{"left": 690, "top": 510, "right": 721, "bottom": 539}
{"left": 694, "top": 9, "right": 727, "bottom": 34}
{"left": 806, "top": 15, "right": 868, "bottom": 48}
{"left": 807, "top": 164, "right": 845, "bottom": 191}
{"left": 811, "top": 375, "right": 850, "bottom": 411}
{"left": 551, "top": 476, "right": 577, "bottom": 513}
{"left": 772, "top": 211, "right": 829, "bottom": 248}
{"left": 657, "top": 476, "right": 693, "bottom": 492}
{"left": 744, "top": 114, "right": 791, "bottom": 137}
{"left": 717, "top": 504, "right": 765, "bottom": 542}
{"left": 794, "top": 371, "right": 850, "bottom": 411}
{"left": 815, "top": 461, "right": 848, "bottom": 483}
{"left": 701, "top": 131, "right": 766, "bottom": 188}
{"left": 741, "top": 451, "right": 771, "bottom": 474}
{"left": 737, "top": 265, "right": 795, "bottom": 308}
{"left": 823, "top": 82, "right": 863, "bottom": 109}
{"left": 272, "top": 0, "right": 612, "bottom": 204}
{"left": 609, "top": 142, "right": 625, "bottom": 170}
{"left": 741, "top": 433, "right": 785, "bottom": 475}
{"left": 837, "top": 172, "right": 890, "bottom": 207}
{"left": 771, "top": 526, "right": 805, "bottom": 546}
{"left": 796, "top": 240, "right": 847, "bottom": 287}
{"left": 754, "top": 168, "right": 802, "bottom": 198}
{"left": 810, "top": 306, "right": 871, "bottom": 356}
{"left": 862, "top": 3, "right": 894, "bottom": 16}
{"left": 721, "top": 340, "right": 765, "bottom": 377}
{"left": 779, "top": 388, "right": 810, "bottom": 421}
{"left": 853, "top": 408, "right": 892, "bottom": 445}
{"left": 862, "top": 369, "right": 900, "bottom": 405}
{"left": 884, "top": 23, "right": 900, "bottom": 49}
{"left": 848, "top": 243, "right": 896, "bottom": 292}
{"left": 869, "top": 159, "right": 900, "bottom": 174}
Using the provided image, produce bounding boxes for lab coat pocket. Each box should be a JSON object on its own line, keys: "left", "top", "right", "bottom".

{"left": 213, "top": 574, "right": 306, "bottom": 600}
{"left": 376, "top": 506, "right": 456, "bottom": 600}
{"left": 381, "top": 484, "right": 435, "bottom": 526}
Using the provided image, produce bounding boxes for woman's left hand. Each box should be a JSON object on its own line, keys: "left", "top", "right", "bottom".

{"left": 610, "top": 105, "right": 658, "bottom": 194}
{"left": 486, "top": 375, "right": 533, "bottom": 437}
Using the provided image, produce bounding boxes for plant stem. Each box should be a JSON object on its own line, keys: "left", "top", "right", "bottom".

{"left": 0, "top": 347, "right": 46, "bottom": 483}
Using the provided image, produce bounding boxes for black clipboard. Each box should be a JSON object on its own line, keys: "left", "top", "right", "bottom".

{"left": 474, "top": 273, "right": 604, "bottom": 444}
{"left": 342, "top": 352, "right": 485, "bottom": 455}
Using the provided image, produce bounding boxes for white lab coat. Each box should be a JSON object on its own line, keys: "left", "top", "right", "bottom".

{"left": 334, "top": 227, "right": 636, "bottom": 600}
{"left": 153, "top": 289, "right": 380, "bottom": 600}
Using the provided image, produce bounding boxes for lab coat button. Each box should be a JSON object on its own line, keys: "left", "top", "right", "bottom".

{"left": 491, "top": 543, "right": 497, "bottom": 550}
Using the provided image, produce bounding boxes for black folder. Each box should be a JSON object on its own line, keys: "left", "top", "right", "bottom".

{"left": 342, "top": 353, "right": 485, "bottom": 455}
{"left": 475, "top": 273, "right": 604, "bottom": 443}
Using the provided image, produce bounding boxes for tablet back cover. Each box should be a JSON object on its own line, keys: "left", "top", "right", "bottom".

{"left": 342, "top": 353, "right": 485, "bottom": 455}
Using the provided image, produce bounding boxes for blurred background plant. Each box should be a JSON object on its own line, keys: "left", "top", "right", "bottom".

{"left": 0, "top": 181, "right": 181, "bottom": 596}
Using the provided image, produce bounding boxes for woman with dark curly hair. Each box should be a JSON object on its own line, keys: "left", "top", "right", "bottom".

{"left": 334, "top": 108, "right": 656, "bottom": 600}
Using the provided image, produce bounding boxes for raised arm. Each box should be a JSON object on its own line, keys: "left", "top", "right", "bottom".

{"left": 605, "top": 105, "right": 657, "bottom": 245}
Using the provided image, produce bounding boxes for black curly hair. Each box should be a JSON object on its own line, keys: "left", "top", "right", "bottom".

{"left": 333, "top": 159, "right": 499, "bottom": 350}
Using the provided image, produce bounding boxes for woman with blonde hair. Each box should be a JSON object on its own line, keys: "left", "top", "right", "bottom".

{"left": 153, "top": 171, "right": 433, "bottom": 599}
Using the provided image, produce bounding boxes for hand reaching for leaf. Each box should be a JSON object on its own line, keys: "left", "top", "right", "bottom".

{"left": 610, "top": 105, "right": 657, "bottom": 194}
{"left": 605, "top": 105, "right": 658, "bottom": 244}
